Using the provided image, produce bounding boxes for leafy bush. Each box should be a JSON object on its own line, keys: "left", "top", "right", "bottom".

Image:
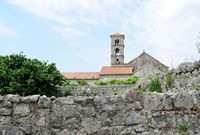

{"left": 178, "top": 123, "right": 189, "bottom": 132}
{"left": 64, "top": 90, "right": 72, "bottom": 96}
{"left": 166, "top": 72, "right": 174, "bottom": 87}
{"left": 0, "top": 53, "right": 65, "bottom": 96}
{"left": 148, "top": 76, "right": 162, "bottom": 93}
{"left": 94, "top": 80, "right": 108, "bottom": 86}
{"left": 77, "top": 80, "right": 88, "bottom": 86}
{"left": 94, "top": 76, "right": 139, "bottom": 86}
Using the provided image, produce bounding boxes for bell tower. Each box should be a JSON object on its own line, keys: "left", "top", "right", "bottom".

{"left": 110, "top": 33, "right": 125, "bottom": 65}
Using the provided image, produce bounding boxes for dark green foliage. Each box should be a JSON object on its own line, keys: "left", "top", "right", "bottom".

{"left": 64, "top": 90, "right": 72, "bottom": 96}
{"left": 166, "top": 72, "right": 174, "bottom": 87}
{"left": 94, "top": 80, "right": 107, "bottom": 86}
{"left": 94, "top": 76, "right": 139, "bottom": 86}
{"left": 148, "top": 76, "right": 162, "bottom": 93}
{"left": 0, "top": 53, "right": 65, "bottom": 96}
{"left": 77, "top": 80, "right": 88, "bottom": 86}
{"left": 178, "top": 123, "right": 189, "bottom": 132}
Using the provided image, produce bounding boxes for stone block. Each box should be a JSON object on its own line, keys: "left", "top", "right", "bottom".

{"left": 21, "top": 95, "right": 40, "bottom": 103}
{"left": 173, "top": 92, "right": 194, "bottom": 110}
{"left": 38, "top": 96, "right": 51, "bottom": 108}
{"left": 144, "top": 92, "right": 163, "bottom": 111}
{"left": 13, "top": 104, "right": 30, "bottom": 116}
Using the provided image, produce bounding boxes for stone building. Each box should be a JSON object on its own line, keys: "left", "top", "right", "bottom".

{"left": 62, "top": 33, "right": 168, "bottom": 84}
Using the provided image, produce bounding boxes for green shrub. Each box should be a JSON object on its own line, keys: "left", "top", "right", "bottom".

{"left": 64, "top": 90, "right": 72, "bottom": 96}
{"left": 94, "top": 80, "right": 107, "bottom": 86}
{"left": 77, "top": 80, "right": 88, "bottom": 86}
{"left": 63, "top": 79, "right": 71, "bottom": 86}
{"left": 166, "top": 72, "right": 174, "bottom": 87}
{"left": 0, "top": 53, "right": 65, "bottom": 96}
{"left": 178, "top": 123, "right": 189, "bottom": 132}
{"left": 94, "top": 76, "right": 139, "bottom": 86}
{"left": 148, "top": 76, "right": 162, "bottom": 93}
{"left": 108, "top": 79, "right": 118, "bottom": 85}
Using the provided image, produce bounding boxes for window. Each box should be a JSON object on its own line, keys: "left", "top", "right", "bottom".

{"left": 116, "top": 59, "right": 120, "bottom": 64}
{"left": 115, "top": 48, "right": 120, "bottom": 55}
{"left": 115, "top": 39, "right": 119, "bottom": 45}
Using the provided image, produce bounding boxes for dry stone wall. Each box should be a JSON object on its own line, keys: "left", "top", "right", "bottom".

{"left": 162, "top": 61, "right": 200, "bottom": 92}
{"left": 61, "top": 85, "right": 137, "bottom": 96}
{"left": 1, "top": 91, "right": 200, "bottom": 135}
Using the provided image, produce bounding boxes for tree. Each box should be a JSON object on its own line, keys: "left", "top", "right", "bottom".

{"left": 0, "top": 53, "right": 65, "bottom": 96}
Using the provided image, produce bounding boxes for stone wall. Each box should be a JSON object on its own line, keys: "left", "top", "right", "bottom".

{"left": 162, "top": 61, "right": 200, "bottom": 92}
{"left": 100, "top": 74, "right": 131, "bottom": 80}
{"left": 61, "top": 85, "right": 137, "bottom": 96}
{"left": 1, "top": 91, "right": 200, "bottom": 135}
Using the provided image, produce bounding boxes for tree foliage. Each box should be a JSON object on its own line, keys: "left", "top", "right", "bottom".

{"left": 0, "top": 53, "right": 65, "bottom": 96}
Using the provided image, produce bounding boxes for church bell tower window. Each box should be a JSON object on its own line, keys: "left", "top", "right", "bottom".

{"left": 115, "top": 48, "right": 120, "bottom": 55}
{"left": 115, "top": 39, "right": 119, "bottom": 45}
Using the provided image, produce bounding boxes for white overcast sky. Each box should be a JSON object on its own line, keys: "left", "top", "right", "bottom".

{"left": 0, "top": 0, "right": 200, "bottom": 71}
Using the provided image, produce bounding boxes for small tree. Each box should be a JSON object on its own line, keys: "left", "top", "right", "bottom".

{"left": 0, "top": 53, "right": 65, "bottom": 96}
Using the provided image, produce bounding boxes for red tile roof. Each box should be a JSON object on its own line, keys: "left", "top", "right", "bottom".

{"left": 100, "top": 66, "right": 133, "bottom": 75}
{"left": 62, "top": 72, "right": 99, "bottom": 79}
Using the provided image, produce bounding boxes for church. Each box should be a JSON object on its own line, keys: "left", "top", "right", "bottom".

{"left": 62, "top": 33, "right": 168, "bottom": 85}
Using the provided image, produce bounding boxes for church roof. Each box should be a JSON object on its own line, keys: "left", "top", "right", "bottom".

{"left": 100, "top": 66, "right": 133, "bottom": 75}
{"left": 62, "top": 72, "right": 99, "bottom": 80}
{"left": 128, "top": 51, "right": 168, "bottom": 69}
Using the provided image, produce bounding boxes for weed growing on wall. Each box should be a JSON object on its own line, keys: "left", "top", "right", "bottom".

{"left": 178, "top": 122, "right": 189, "bottom": 132}
{"left": 148, "top": 74, "right": 162, "bottom": 93}
{"left": 166, "top": 72, "right": 174, "bottom": 87}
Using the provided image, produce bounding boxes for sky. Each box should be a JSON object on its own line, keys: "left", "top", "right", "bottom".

{"left": 0, "top": 0, "right": 200, "bottom": 72}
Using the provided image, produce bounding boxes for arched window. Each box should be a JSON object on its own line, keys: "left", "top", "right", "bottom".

{"left": 116, "top": 59, "right": 120, "bottom": 64}
{"left": 115, "top": 48, "right": 120, "bottom": 55}
{"left": 115, "top": 39, "right": 119, "bottom": 45}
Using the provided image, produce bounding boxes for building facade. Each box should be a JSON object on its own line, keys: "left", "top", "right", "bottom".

{"left": 62, "top": 33, "right": 168, "bottom": 85}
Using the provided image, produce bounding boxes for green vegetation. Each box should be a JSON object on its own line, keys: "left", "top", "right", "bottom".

{"left": 166, "top": 72, "right": 174, "bottom": 87}
{"left": 77, "top": 80, "right": 88, "bottom": 86}
{"left": 135, "top": 87, "right": 146, "bottom": 92}
{"left": 197, "top": 107, "right": 200, "bottom": 113}
{"left": 82, "top": 91, "right": 97, "bottom": 96}
{"left": 63, "top": 79, "right": 88, "bottom": 86}
{"left": 94, "top": 76, "right": 139, "bottom": 86}
{"left": 0, "top": 53, "right": 65, "bottom": 96}
{"left": 178, "top": 122, "right": 189, "bottom": 132}
{"left": 148, "top": 75, "right": 162, "bottom": 93}
{"left": 194, "top": 83, "right": 200, "bottom": 91}
{"left": 64, "top": 90, "right": 73, "bottom": 96}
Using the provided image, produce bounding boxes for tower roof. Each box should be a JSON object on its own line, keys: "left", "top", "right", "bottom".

{"left": 110, "top": 33, "right": 125, "bottom": 38}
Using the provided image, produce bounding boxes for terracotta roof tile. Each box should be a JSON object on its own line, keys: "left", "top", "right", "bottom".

{"left": 100, "top": 66, "right": 133, "bottom": 75}
{"left": 62, "top": 72, "right": 99, "bottom": 79}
